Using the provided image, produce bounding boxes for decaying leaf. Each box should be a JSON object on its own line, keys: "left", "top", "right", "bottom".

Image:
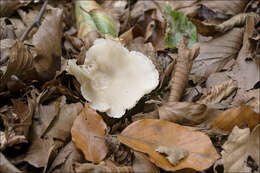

{"left": 74, "top": 162, "right": 134, "bottom": 173}
{"left": 32, "top": 6, "right": 63, "bottom": 81}
{"left": 49, "top": 141, "right": 83, "bottom": 173}
{"left": 170, "top": 0, "right": 248, "bottom": 17}
{"left": 169, "top": 37, "right": 200, "bottom": 102}
{"left": 0, "top": 152, "right": 22, "bottom": 173}
{"left": 192, "top": 13, "right": 259, "bottom": 36}
{"left": 105, "top": 135, "right": 134, "bottom": 165}
{"left": 220, "top": 125, "right": 260, "bottom": 172}
{"left": 199, "top": 80, "right": 237, "bottom": 105}
{"left": 156, "top": 146, "right": 189, "bottom": 166}
{"left": 133, "top": 151, "right": 160, "bottom": 173}
{"left": 0, "top": 41, "right": 34, "bottom": 91}
{"left": 191, "top": 28, "right": 243, "bottom": 77}
{"left": 159, "top": 102, "right": 207, "bottom": 125}
{"left": 211, "top": 105, "right": 260, "bottom": 132}
{"left": 0, "top": 0, "right": 31, "bottom": 17}
{"left": 227, "top": 14, "right": 260, "bottom": 90}
{"left": 71, "top": 103, "right": 108, "bottom": 163}
{"left": 118, "top": 119, "right": 219, "bottom": 171}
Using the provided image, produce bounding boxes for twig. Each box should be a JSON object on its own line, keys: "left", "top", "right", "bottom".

{"left": 20, "top": 0, "right": 48, "bottom": 41}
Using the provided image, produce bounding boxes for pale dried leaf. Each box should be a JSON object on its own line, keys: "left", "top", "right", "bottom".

{"left": 133, "top": 151, "right": 160, "bottom": 173}
{"left": 33, "top": 6, "right": 63, "bottom": 81}
{"left": 220, "top": 125, "right": 260, "bottom": 173}
{"left": 0, "top": 152, "right": 22, "bottom": 173}
{"left": 191, "top": 28, "right": 243, "bottom": 77}
{"left": 74, "top": 162, "right": 134, "bottom": 173}
{"left": 159, "top": 102, "right": 207, "bottom": 125}
{"left": 199, "top": 80, "right": 237, "bottom": 104}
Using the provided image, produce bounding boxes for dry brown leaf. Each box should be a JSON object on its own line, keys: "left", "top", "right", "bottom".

{"left": 191, "top": 27, "right": 243, "bottom": 77}
{"left": 227, "top": 14, "right": 260, "bottom": 90}
{"left": 159, "top": 102, "right": 207, "bottom": 125}
{"left": 0, "top": 41, "right": 34, "bottom": 91}
{"left": 199, "top": 80, "right": 237, "bottom": 105}
{"left": 169, "top": 38, "right": 200, "bottom": 102}
{"left": 220, "top": 125, "right": 260, "bottom": 172}
{"left": 0, "top": 0, "right": 31, "bottom": 17}
{"left": 32, "top": 6, "right": 63, "bottom": 81}
{"left": 171, "top": 0, "right": 248, "bottom": 17}
{"left": 192, "top": 13, "right": 259, "bottom": 36}
{"left": 133, "top": 151, "right": 160, "bottom": 173}
{"left": 71, "top": 103, "right": 108, "bottom": 163}
{"left": 49, "top": 141, "right": 83, "bottom": 173}
{"left": 74, "top": 162, "right": 134, "bottom": 173}
{"left": 211, "top": 105, "right": 260, "bottom": 132}
{"left": 118, "top": 119, "right": 219, "bottom": 171}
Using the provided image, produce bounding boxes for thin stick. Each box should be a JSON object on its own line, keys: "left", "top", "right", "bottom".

{"left": 20, "top": 0, "right": 48, "bottom": 41}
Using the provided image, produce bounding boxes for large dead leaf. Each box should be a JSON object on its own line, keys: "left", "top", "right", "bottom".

{"left": 211, "top": 105, "right": 260, "bottom": 132}
{"left": 191, "top": 28, "right": 243, "bottom": 77}
{"left": 118, "top": 119, "right": 219, "bottom": 171}
{"left": 71, "top": 103, "right": 108, "bottom": 163}
{"left": 220, "top": 125, "right": 260, "bottom": 172}
{"left": 23, "top": 96, "right": 82, "bottom": 169}
{"left": 32, "top": 6, "right": 63, "bottom": 81}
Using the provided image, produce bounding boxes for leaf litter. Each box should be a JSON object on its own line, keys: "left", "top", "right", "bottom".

{"left": 0, "top": 0, "right": 259, "bottom": 173}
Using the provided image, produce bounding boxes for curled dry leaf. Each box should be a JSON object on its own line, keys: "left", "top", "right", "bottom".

{"left": 133, "top": 151, "right": 160, "bottom": 173}
{"left": 0, "top": 41, "right": 34, "bottom": 91}
{"left": 49, "top": 141, "right": 83, "bottom": 173}
{"left": 118, "top": 119, "right": 219, "bottom": 171}
{"left": 169, "top": 38, "right": 200, "bottom": 102}
{"left": 227, "top": 14, "right": 260, "bottom": 90}
{"left": 74, "top": 162, "right": 134, "bottom": 173}
{"left": 32, "top": 6, "right": 63, "bottom": 81}
{"left": 170, "top": 0, "right": 248, "bottom": 17}
{"left": 192, "top": 13, "right": 259, "bottom": 36}
{"left": 71, "top": 103, "right": 108, "bottom": 163}
{"left": 159, "top": 102, "right": 207, "bottom": 125}
{"left": 211, "top": 105, "right": 260, "bottom": 132}
{"left": 156, "top": 146, "right": 189, "bottom": 166}
{"left": 199, "top": 80, "right": 237, "bottom": 105}
{"left": 191, "top": 28, "right": 243, "bottom": 77}
{"left": 220, "top": 125, "right": 260, "bottom": 172}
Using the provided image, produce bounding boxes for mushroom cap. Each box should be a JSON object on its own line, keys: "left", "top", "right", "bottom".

{"left": 67, "top": 39, "right": 159, "bottom": 118}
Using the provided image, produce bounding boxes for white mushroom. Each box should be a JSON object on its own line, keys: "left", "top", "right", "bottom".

{"left": 67, "top": 39, "right": 159, "bottom": 118}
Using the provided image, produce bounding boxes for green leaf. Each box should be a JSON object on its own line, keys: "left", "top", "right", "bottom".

{"left": 164, "top": 5, "right": 197, "bottom": 48}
